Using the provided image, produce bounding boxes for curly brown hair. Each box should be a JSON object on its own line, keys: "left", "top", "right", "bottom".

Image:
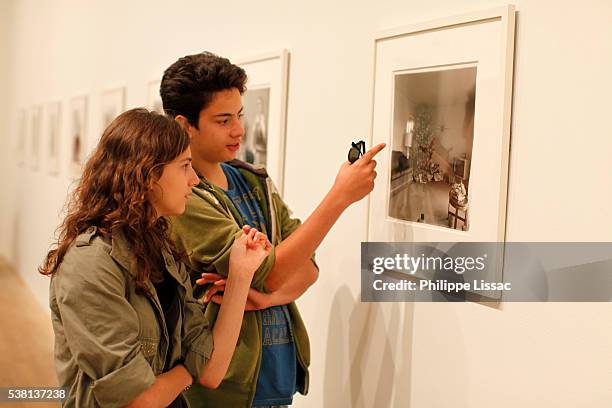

{"left": 39, "top": 108, "right": 191, "bottom": 295}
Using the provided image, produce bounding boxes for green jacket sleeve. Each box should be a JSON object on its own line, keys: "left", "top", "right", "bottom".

{"left": 272, "top": 190, "right": 302, "bottom": 240}
{"left": 177, "top": 262, "right": 214, "bottom": 380}
{"left": 52, "top": 245, "right": 155, "bottom": 408}
{"left": 271, "top": 189, "right": 319, "bottom": 270}
{"left": 170, "top": 189, "right": 276, "bottom": 295}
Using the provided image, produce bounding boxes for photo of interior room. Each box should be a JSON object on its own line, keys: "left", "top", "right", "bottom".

{"left": 388, "top": 66, "right": 476, "bottom": 231}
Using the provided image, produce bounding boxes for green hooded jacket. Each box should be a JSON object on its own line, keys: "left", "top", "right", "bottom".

{"left": 170, "top": 160, "right": 313, "bottom": 408}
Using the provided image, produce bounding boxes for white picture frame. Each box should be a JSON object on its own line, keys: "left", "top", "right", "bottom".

{"left": 69, "top": 95, "right": 87, "bottom": 177}
{"left": 368, "top": 5, "right": 515, "bottom": 243}
{"left": 146, "top": 80, "right": 163, "bottom": 114}
{"left": 100, "top": 87, "right": 126, "bottom": 131}
{"left": 46, "top": 101, "right": 62, "bottom": 176}
{"left": 235, "top": 50, "right": 290, "bottom": 194}
{"left": 16, "top": 109, "right": 27, "bottom": 167}
{"left": 29, "top": 105, "right": 43, "bottom": 171}
{"left": 366, "top": 6, "right": 516, "bottom": 293}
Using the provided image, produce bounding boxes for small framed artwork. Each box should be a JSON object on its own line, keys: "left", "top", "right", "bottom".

{"left": 29, "top": 105, "right": 43, "bottom": 171}
{"left": 366, "top": 6, "right": 516, "bottom": 292}
{"left": 47, "top": 101, "right": 61, "bottom": 175}
{"left": 16, "top": 109, "right": 27, "bottom": 167}
{"left": 146, "top": 80, "right": 163, "bottom": 114}
{"left": 100, "top": 87, "right": 126, "bottom": 131}
{"left": 69, "top": 96, "right": 87, "bottom": 177}
{"left": 235, "top": 50, "right": 289, "bottom": 193}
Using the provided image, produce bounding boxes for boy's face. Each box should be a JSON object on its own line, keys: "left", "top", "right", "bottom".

{"left": 189, "top": 88, "right": 245, "bottom": 165}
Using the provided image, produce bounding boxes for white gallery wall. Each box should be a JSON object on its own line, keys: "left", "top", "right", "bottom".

{"left": 1, "top": 0, "right": 611, "bottom": 407}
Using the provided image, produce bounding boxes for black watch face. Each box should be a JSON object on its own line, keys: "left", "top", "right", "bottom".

{"left": 348, "top": 147, "right": 361, "bottom": 163}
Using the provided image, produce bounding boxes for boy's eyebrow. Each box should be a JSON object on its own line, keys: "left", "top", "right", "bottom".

{"left": 212, "top": 107, "right": 244, "bottom": 118}
{"left": 180, "top": 157, "right": 192, "bottom": 163}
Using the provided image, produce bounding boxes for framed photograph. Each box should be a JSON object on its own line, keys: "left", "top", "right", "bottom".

{"left": 29, "top": 105, "right": 43, "bottom": 171}
{"left": 388, "top": 65, "right": 477, "bottom": 230}
{"left": 16, "top": 109, "right": 27, "bottom": 167}
{"left": 69, "top": 96, "right": 87, "bottom": 177}
{"left": 47, "top": 101, "right": 61, "bottom": 175}
{"left": 100, "top": 87, "right": 126, "bottom": 130}
{"left": 146, "top": 80, "right": 163, "bottom": 114}
{"left": 366, "top": 6, "right": 516, "bottom": 293}
{"left": 235, "top": 50, "right": 289, "bottom": 193}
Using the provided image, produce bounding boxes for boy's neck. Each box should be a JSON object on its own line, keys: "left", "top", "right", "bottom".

{"left": 193, "top": 158, "right": 228, "bottom": 190}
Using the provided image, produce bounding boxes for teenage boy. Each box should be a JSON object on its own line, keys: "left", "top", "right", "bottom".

{"left": 161, "top": 51, "right": 384, "bottom": 408}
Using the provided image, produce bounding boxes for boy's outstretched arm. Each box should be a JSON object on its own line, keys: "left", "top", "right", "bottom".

{"left": 264, "top": 143, "right": 386, "bottom": 292}
{"left": 196, "top": 143, "right": 385, "bottom": 307}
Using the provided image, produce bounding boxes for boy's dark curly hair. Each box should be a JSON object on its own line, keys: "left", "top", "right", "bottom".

{"left": 160, "top": 51, "right": 247, "bottom": 128}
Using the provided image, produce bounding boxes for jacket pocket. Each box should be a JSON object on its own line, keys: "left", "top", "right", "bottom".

{"left": 137, "top": 336, "right": 159, "bottom": 367}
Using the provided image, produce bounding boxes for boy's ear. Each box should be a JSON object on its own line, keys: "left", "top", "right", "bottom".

{"left": 175, "top": 115, "right": 192, "bottom": 131}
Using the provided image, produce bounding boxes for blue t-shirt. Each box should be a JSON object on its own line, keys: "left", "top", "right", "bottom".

{"left": 220, "top": 163, "right": 297, "bottom": 406}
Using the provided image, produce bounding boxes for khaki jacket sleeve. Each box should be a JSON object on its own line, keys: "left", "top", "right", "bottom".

{"left": 170, "top": 191, "right": 276, "bottom": 293}
{"left": 177, "top": 262, "right": 214, "bottom": 379}
{"left": 52, "top": 245, "right": 155, "bottom": 407}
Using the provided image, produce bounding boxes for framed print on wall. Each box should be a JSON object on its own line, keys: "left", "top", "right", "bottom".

{"left": 100, "top": 87, "right": 126, "bottom": 131}
{"left": 366, "top": 6, "right": 516, "bottom": 294}
{"left": 29, "top": 105, "right": 43, "bottom": 171}
{"left": 16, "top": 109, "right": 27, "bottom": 167}
{"left": 368, "top": 5, "right": 515, "bottom": 242}
{"left": 69, "top": 96, "right": 87, "bottom": 177}
{"left": 146, "top": 80, "right": 163, "bottom": 114}
{"left": 47, "top": 101, "right": 61, "bottom": 175}
{"left": 235, "top": 50, "right": 289, "bottom": 194}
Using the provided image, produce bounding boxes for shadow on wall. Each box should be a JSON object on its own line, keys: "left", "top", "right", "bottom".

{"left": 323, "top": 285, "right": 416, "bottom": 407}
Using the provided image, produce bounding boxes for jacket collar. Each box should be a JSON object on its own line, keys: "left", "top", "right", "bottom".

{"left": 108, "top": 228, "right": 132, "bottom": 271}
{"left": 108, "top": 228, "right": 182, "bottom": 283}
{"left": 225, "top": 159, "right": 269, "bottom": 177}
{"left": 76, "top": 226, "right": 184, "bottom": 304}
{"left": 195, "top": 159, "right": 269, "bottom": 186}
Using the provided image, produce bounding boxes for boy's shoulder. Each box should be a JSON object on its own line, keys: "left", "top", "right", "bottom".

{"left": 224, "top": 159, "right": 277, "bottom": 195}
{"left": 225, "top": 159, "right": 269, "bottom": 178}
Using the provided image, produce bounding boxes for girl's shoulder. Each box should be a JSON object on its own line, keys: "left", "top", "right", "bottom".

{"left": 54, "top": 228, "right": 129, "bottom": 291}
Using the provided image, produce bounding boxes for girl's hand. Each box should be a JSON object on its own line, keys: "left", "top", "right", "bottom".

{"left": 241, "top": 225, "right": 272, "bottom": 251}
{"left": 228, "top": 227, "right": 271, "bottom": 280}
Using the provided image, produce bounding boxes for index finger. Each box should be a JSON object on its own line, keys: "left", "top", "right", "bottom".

{"left": 358, "top": 143, "right": 386, "bottom": 163}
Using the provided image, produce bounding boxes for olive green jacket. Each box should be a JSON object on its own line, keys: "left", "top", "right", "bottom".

{"left": 49, "top": 227, "right": 213, "bottom": 407}
{"left": 170, "top": 160, "right": 313, "bottom": 408}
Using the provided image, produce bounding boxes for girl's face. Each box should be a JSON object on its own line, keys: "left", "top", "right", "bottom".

{"left": 149, "top": 147, "right": 200, "bottom": 217}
